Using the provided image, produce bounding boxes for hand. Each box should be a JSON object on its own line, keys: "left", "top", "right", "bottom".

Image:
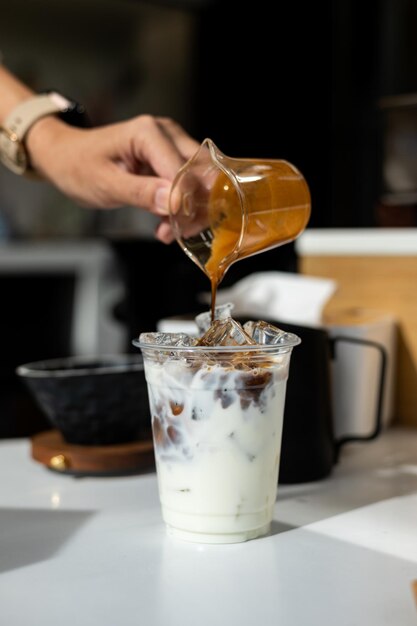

{"left": 26, "top": 114, "right": 200, "bottom": 242}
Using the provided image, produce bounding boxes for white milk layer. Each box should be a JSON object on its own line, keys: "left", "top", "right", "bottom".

{"left": 144, "top": 358, "right": 288, "bottom": 543}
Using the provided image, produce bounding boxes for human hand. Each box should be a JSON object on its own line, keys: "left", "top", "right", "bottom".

{"left": 26, "top": 114, "right": 200, "bottom": 243}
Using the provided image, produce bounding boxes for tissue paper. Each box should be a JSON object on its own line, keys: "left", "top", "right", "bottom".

{"left": 200, "top": 271, "right": 337, "bottom": 327}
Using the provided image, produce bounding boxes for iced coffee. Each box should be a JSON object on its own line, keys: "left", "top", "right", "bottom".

{"left": 134, "top": 316, "right": 300, "bottom": 544}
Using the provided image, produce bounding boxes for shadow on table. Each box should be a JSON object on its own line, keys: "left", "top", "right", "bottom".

{"left": 0, "top": 507, "right": 95, "bottom": 574}
{"left": 268, "top": 520, "right": 296, "bottom": 536}
{"left": 275, "top": 452, "right": 417, "bottom": 528}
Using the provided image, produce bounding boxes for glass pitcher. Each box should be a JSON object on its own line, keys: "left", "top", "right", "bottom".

{"left": 169, "top": 138, "right": 311, "bottom": 304}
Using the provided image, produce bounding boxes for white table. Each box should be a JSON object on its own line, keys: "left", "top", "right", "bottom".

{"left": 1, "top": 427, "right": 417, "bottom": 626}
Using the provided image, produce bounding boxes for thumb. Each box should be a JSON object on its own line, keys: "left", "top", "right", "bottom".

{"left": 107, "top": 167, "right": 172, "bottom": 213}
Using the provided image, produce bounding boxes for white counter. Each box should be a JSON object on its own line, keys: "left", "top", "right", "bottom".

{"left": 1, "top": 428, "right": 417, "bottom": 626}
{"left": 295, "top": 227, "right": 417, "bottom": 255}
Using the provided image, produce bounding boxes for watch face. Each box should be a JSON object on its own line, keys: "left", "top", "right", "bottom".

{"left": 58, "top": 104, "right": 91, "bottom": 129}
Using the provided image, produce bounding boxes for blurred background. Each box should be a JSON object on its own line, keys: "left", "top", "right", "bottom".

{"left": 1, "top": 0, "right": 417, "bottom": 436}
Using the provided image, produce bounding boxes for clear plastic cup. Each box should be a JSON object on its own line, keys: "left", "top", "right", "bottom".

{"left": 133, "top": 332, "right": 300, "bottom": 544}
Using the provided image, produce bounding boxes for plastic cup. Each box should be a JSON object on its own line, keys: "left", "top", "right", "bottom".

{"left": 133, "top": 333, "right": 300, "bottom": 544}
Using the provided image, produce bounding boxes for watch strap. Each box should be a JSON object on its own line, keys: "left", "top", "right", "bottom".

{"left": 0, "top": 92, "right": 72, "bottom": 175}
{"left": 4, "top": 92, "right": 71, "bottom": 140}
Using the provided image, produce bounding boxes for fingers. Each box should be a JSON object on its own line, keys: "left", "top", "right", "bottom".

{"left": 156, "top": 116, "right": 201, "bottom": 160}
{"left": 155, "top": 218, "right": 176, "bottom": 244}
{"left": 128, "top": 115, "right": 189, "bottom": 181}
{"left": 125, "top": 115, "right": 201, "bottom": 180}
{"left": 76, "top": 115, "right": 201, "bottom": 218}
{"left": 103, "top": 162, "right": 172, "bottom": 212}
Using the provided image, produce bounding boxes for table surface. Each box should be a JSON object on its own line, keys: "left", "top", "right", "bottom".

{"left": 1, "top": 427, "right": 417, "bottom": 626}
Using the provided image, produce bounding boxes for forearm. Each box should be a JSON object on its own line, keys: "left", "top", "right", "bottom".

{"left": 0, "top": 65, "right": 34, "bottom": 124}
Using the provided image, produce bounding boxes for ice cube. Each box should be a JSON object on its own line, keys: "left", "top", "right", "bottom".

{"left": 139, "top": 332, "right": 198, "bottom": 347}
{"left": 243, "top": 320, "right": 291, "bottom": 345}
{"left": 195, "top": 302, "right": 235, "bottom": 335}
{"left": 197, "top": 318, "right": 256, "bottom": 346}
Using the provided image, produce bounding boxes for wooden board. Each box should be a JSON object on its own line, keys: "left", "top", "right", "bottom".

{"left": 31, "top": 430, "right": 155, "bottom": 476}
{"left": 300, "top": 255, "right": 417, "bottom": 426}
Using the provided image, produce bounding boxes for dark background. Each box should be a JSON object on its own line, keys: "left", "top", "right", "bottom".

{"left": 1, "top": 0, "right": 417, "bottom": 437}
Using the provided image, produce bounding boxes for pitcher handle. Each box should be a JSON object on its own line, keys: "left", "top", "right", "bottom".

{"left": 330, "top": 336, "right": 387, "bottom": 459}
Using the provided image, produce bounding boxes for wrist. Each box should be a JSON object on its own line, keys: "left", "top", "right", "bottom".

{"left": 26, "top": 115, "right": 73, "bottom": 177}
{"left": 0, "top": 90, "right": 91, "bottom": 177}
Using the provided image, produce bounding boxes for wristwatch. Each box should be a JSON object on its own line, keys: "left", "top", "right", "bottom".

{"left": 0, "top": 91, "right": 90, "bottom": 176}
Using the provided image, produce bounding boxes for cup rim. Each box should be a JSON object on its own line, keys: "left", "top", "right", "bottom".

{"left": 132, "top": 333, "right": 301, "bottom": 353}
{"left": 16, "top": 354, "right": 144, "bottom": 378}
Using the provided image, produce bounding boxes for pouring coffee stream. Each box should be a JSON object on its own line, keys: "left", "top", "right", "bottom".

{"left": 168, "top": 138, "right": 311, "bottom": 319}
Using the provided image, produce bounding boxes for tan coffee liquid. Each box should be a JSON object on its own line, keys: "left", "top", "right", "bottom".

{"left": 203, "top": 163, "right": 311, "bottom": 319}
